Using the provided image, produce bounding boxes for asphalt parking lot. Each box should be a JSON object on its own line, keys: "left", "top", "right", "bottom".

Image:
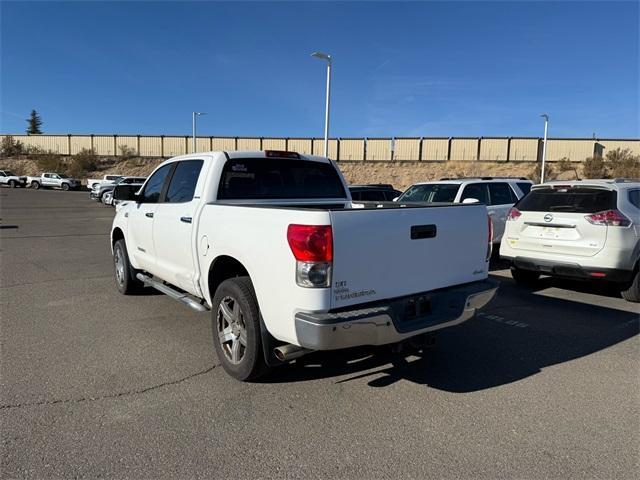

{"left": 1, "top": 188, "right": 638, "bottom": 479}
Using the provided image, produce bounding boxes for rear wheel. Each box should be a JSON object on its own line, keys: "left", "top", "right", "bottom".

{"left": 31, "top": 181, "right": 40, "bottom": 190}
{"left": 621, "top": 270, "right": 640, "bottom": 303}
{"left": 211, "top": 277, "right": 268, "bottom": 381}
{"left": 510, "top": 267, "right": 541, "bottom": 286}
{"left": 113, "top": 239, "right": 143, "bottom": 295}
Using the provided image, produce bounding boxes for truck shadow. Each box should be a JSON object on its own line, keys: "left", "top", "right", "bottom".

{"left": 262, "top": 280, "right": 638, "bottom": 392}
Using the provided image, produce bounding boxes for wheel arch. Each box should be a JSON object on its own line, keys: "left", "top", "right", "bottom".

{"left": 207, "top": 255, "right": 250, "bottom": 303}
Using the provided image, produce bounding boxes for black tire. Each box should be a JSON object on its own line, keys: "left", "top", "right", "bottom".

{"left": 621, "top": 269, "right": 640, "bottom": 303}
{"left": 113, "top": 239, "right": 143, "bottom": 295}
{"left": 31, "top": 181, "right": 40, "bottom": 190}
{"left": 511, "top": 267, "right": 541, "bottom": 286}
{"left": 211, "top": 277, "right": 268, "bottom": 381}
{"left": 8, "top": 180, "right": 16, "bottom": 188}
{"left": 61, "top": 183, "right": 70, "bottom": 191}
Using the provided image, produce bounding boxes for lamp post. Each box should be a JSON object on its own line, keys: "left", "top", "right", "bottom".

{"left": 311, "top": 52, "right": 332, "bottom": 157}
{"left": 540, "top": 114, "right": 549, "bottom": 183}
{"left": 192, "top": 112, "right": 206, "bottom": 153}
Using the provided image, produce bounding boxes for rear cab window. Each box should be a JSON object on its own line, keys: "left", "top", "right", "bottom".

{"left": 217, "top": 158, "right": 346, "bottom": 200}
{"left": 516, "top": 187, "right": 617, "bottom": 213}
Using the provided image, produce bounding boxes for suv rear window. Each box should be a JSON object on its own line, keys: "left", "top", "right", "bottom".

{"left": 517, "top": 182, "right": 532, "bottom": 195}
{"left": 517, "top": 187, "right": 617, "bottom": 213}
{"left": 218, "top": 158, "right": 346, "bottom": 200}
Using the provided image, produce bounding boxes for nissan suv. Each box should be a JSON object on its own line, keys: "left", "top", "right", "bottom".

{"left": 500, "top": 179, "right": 640, "bottom": 302}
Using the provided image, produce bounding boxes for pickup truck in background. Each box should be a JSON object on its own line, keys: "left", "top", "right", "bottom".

{"left": 87, "top": 174, "right": 123, "bottom": 191}
{"left": 111, "top": 150, "right": 497, "bottom": 381}
{"left": 91, "top": 176, "right": 146, "bottom": 202}
{"left": 0, "top": 170, "right": 28, "bottom": 188}
{"left": 27, "top": 172, "right": 81, "bottom": 190}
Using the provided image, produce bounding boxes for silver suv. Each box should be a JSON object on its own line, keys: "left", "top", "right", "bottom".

{"left": 500, "top": 179, "right": 640, "bottom": 302}
{"left": 397, "top": 177, "right": 533, "bottom": 244}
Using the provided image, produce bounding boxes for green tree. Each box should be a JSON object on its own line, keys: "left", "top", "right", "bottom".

{"left": 26, "top": 109, "right": 43, "bottom": 134}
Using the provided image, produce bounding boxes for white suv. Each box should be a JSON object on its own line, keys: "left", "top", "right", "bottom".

{"left": 500, "top": 179, "right": 640, "bottom": 302}
{"left": 397, "top": 177, "right": 533, "bottom": 243}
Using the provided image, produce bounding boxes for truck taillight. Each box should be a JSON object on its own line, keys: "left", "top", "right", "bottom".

{"left": 585, "top": 209, "right": 631, "bottom": 227}
{"left": 486, "top": 215, "right": 493, "bottom": 262}
{"left": 507, "top": 207, "right": 522, "bottom": 221}
{"left": 287, "top": 224, "right": 333, "bottom": 288}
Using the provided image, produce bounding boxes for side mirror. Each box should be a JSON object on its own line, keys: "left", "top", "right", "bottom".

{"left": 113, "top": 184, "right": 140, "bottom": 202}
{"left": 462, "top": 197, "right": 480, "bottom": 204}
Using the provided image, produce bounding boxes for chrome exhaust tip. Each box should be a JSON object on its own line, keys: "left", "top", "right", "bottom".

{"left": 274, "top": 344, "right": 311, "bottom": 362}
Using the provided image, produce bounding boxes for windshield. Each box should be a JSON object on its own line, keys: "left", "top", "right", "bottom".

{"left": 4, "top": 171, "right": 14, "bottom": 176}
{"left": 517, "top": 187, "right": 617, "bottom": 213}
{"left": 399, "top": 184, "right": 459, "bottom": 203}
{"left": 58, "top": 173, "right": 69, "bottom": 179}
{"left": 218, "top": 158, "right": 346, "bottom": 200}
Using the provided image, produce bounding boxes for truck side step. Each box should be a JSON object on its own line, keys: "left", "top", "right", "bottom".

{"left": 136, "top": 273, "right": 209, "bottom": 313}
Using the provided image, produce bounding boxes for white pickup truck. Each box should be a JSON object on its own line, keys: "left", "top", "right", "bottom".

{"left": 87, "top": 174, "right": 123, "bottom": 191}
{"left": 28, "top": 172, "right": 81, "bottom": 190}
{"left": 111, "top": 150, "right": 498, "bottom": 381}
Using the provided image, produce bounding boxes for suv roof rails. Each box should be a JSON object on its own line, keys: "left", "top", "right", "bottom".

{"left": 613, "top": 178, "right": 640, "bottom": 183}
{"left": 350, "top": 183, "right": 395, "bottom": 188}
{"left": 439, "top": 176, "right": 530, "bottom": 181}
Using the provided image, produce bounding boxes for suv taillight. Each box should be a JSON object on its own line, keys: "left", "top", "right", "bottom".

{"left": 486, "top": 215, "right": 493, "bottom": 261}
{"left": 506, "top": 207, "right": 522, "bottom": 221}
{"left": 287, "top": 224, "right": 333, "bottom": 287}
{"left": 585, "top": 209, "right": 631, "bottom": 227}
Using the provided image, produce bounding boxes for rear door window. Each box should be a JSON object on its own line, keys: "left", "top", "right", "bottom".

{"left": 517, "top": 187, "right": 617, "bottom": 213}
{"left": 460, "top": 183, "right": 489, "bottom": 204}
{"left": 166, "top": 160, "right": 204, "bottom": 203}
{"left": 628, "top": 190, "right": 640, "bottom": 209}
{"left": 218, "top": 158, "right": 346, "bottom": 200}
{"left": 488, "top": 182, "right": 516, "bottom": 205}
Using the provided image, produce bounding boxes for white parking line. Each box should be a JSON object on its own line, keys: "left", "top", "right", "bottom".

{"left": 477, "top": 312, "right": 529, "bottom": 328}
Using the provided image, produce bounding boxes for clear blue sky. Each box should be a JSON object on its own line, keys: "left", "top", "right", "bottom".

{"left": 1, "top": 1, "right": 638, "bottom": 138}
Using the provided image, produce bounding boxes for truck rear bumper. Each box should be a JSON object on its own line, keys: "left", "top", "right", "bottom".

{"left": 294, "top": 279, "right": 498, "bottom": 350}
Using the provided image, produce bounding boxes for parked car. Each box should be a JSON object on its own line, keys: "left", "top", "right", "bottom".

{"left": 87, "top": 174, "right": 123, "bottom": 191}
{"left": 349, "top": 184, "right": 402, "bottom": 202}
{"left": 28, "top": 173, "right": 81, "bottom": 190}
{"left": 500, "top": 179, "right": 640, "bottom": 302}
{"left": 92, "top": 176, "right": 146, "bottom": 202}
{"left": 0, "top": 170, "right": 28, "bottom": 188}
{"left": 110, "top": 150, "right": 497, "bottom": 381}
{"left": 396, "top": 177, "right": 533, "bottom": 244}
{"left": 103, "top": 178, "right": 145, "bottom": 206}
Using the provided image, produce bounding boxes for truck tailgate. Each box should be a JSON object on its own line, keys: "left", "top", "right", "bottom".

{"left": 329, "top": 205, "right": 489, "bottom": 309}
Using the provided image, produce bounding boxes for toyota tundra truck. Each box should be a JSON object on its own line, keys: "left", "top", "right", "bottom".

{"left": 110, "top": 150, "right": 498, "bottom": 381}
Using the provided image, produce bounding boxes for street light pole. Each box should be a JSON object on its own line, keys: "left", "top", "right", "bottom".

{"left": 311, "top": 52, "right": 332, "bottom": 157}
{"left": 192, "top": 112, "right": 206, "bottom": 153}
{"left": 540, "top": 114, "right": 549, "bottom": 183}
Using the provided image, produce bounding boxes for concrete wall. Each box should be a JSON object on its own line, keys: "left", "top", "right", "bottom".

{"left": 2, "top": 134, "right": 638, "bottom": 163}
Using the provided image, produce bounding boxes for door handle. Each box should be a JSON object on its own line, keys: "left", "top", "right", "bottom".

{"left": 180, "top": 216, "right": 192, "bottom": 224}
{"left": 145, "top": 212, "right": 154, "bottom": 218}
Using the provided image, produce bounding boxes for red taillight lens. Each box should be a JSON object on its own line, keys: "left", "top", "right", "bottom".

{"left": 287, "top": 224, "right": 333, "bottom": 262}
{"left": 507, "top": 207, "right": 522, "bottom": 221}
{"left": 585, "top": 209, "right": 631, "bottom": 227}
